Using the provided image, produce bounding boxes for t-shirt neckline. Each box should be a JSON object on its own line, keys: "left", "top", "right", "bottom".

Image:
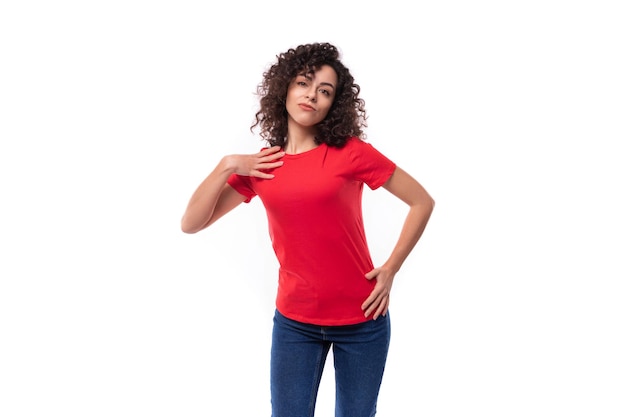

{"left": 281, "top": 143, "right": 327, "bottom": 159}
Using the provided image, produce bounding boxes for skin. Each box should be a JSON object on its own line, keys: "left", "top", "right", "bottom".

{"left": 181, "top": 65, "right": 435, "bottom": 320}
{"left": 283, "top": 65, "right": 337, "bottom": 154}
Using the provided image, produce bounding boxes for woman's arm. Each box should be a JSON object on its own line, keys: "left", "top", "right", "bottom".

{"left": 180, "top": 146, "right": 285, "bottom": 234}
{"left": 361, "top": 166, "right": 435, "bottom": 319}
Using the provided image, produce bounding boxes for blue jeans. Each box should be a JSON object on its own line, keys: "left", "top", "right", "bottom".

{"left": 270, "top": 309, "right": 391, "bottom": 417}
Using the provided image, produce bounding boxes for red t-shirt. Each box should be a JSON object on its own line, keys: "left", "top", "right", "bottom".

{"left": 227, "top": 137, "right": 396, "bottom": 325}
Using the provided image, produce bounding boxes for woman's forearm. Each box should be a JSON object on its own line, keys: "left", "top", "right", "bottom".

{"left": 383, "top": 199, "right": 435, "bottom": 273}
{"left": 180, "top": 158, "right": 235, "bottom": 234}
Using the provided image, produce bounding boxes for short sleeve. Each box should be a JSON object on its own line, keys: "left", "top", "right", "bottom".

{"left": 347, "top": 138, "right": 396, "bottom": 189}
{"left": 227, "top": 173, "right": 256, "bottom": 203}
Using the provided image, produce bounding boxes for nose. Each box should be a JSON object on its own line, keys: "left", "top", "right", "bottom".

{"left": 306, "top": 87, "right": 317, "bottom": 102}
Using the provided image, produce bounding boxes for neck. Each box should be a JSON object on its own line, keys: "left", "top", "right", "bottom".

{"left": 284, "top": 124, "right": 318, "bottom": 154}
{"left": 284, "top": 137, "right": 318, "bottom": 154}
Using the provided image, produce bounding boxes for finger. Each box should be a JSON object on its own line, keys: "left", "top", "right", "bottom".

{"left": 371, "top": 294, "right": 390, "bottom": 319}
{"left": 259, "top": 145, "right": 281, "bottom": 154}
{"left": 259, "top": 161, "right": 284, "bottom": 169}
{"left": 372, "top": 298, "right": 389, "bottom": 320}
{"left": 361, "top": 296, "right": 373, "bottom": 312}
{"left": 366, "top": 285, "right": 391, "bottom": 315}
{"left": 361, "top": 288, "right": 380, "bottom": 311}
{"left": 259, "top": 146, "right": 283, "bottom": 157}
{"left": 260, "top": 152, "right": 285, "bottom": 164}
{"left": 362, "top": 291, "right": 383, "bottom": 316}
{"left": 253, "top": 161, "right": 283, "bottom": 178}
{"left": 365, "top": 300, "right": 380, "bottom": 319}
{"left": 364, "top": 269, "right": 378, "bottom": 280}
{"left": 250, "top": 170, "right": 276, "bottom": 179}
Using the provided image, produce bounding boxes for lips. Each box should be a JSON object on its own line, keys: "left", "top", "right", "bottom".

{"left": 298, "top": 103, "right": 315, "bottom": 111}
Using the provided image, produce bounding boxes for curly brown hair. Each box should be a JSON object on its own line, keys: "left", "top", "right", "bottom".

{"left": 251, "top": 42, "right": 367, "bottom": 148}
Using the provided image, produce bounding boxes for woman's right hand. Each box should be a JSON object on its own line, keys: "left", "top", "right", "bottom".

{"left": 181, "top": 146, "right": 285, "bottom": 233}
{"left": 224, "top": 146, "right": 285, "bottom": 179}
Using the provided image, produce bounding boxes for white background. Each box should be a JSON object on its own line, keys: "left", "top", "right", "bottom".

{"left": 1, "top": 1, "right": 625, "bottom": 416}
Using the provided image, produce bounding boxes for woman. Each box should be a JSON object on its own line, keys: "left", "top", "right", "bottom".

{"left": 181, "top": 42, "right": 434, "bottom": 417}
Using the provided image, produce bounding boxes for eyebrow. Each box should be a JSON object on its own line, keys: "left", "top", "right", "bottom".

{"left": 298, "top": 73, "right": 335, "bottom": 90}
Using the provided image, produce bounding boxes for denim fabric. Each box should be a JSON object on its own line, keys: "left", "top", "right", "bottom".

{"left": 270, "top": 309, "right": 391, "bottom": 417}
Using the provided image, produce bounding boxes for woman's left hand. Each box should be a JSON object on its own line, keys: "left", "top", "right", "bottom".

{"left": 361, "top": 266, "right": 396, "bottom": 320}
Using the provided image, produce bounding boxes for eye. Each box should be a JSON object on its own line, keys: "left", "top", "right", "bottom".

{"left": 319, "top": 88, "right": 331, "bottom": 96}
{"left": 294, "top": 75, "right": 309, "bottom": 87}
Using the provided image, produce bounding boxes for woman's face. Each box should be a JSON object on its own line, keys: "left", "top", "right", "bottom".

{"left": 285, "top": 64, "right": 337, "bottom": 128}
